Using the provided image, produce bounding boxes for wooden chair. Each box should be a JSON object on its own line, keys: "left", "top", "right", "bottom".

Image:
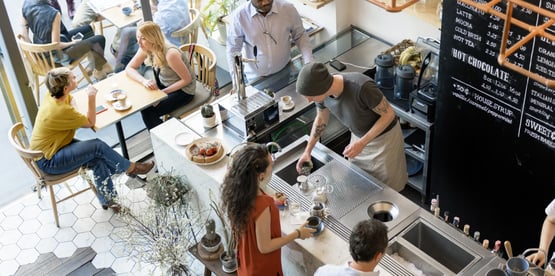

{"left": 167, "top": 43, "right": 217, "bottom": 119}
{"left": 16, "top": 34, "right": 93, "bottom": 105}
{"left": 8, "top": 122, "right": 98, "bottom": 227}
{"left": 170, "top": 8, "right": 201, "bottom": 46}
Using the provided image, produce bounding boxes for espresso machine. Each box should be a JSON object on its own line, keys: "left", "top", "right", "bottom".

{"left": 218, "top": 53, "right": 279, "bottom": 140}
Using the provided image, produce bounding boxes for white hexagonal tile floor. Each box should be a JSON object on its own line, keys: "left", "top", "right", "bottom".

{"left": 0, "top": 176, "right": 207, "bottom": 276}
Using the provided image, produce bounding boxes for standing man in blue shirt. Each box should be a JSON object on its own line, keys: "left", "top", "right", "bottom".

{"left": 226, "top": 0, "right": 313, "bottom": 91}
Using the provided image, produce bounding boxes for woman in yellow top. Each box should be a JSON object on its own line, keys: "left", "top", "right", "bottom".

{"left": 30, "top": 67, "right": 155, "bottom": 211}
{"left": 125, "top": 21, "right": 196, "bottom": 130}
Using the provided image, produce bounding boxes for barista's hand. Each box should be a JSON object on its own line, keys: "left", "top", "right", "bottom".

{"left": 526, "top": 251, "right": 547, "bottom": 267}
{"left": 343, "top": 140, "right": 365, "bottom": 158}
{"left": 297, "top": 221, "right": 316, "bottom": 240}
{"left": 296, "top": 152, "right": 312, "bottom": 174}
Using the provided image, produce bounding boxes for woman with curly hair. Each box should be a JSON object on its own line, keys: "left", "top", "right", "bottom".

{"left": 125, "top": 21, "right": 196, "bottom": 130}
{"left": 220, "top": 143, "right": 315, "bottom": 275}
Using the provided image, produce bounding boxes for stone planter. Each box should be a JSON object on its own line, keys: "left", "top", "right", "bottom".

{"left": 220, "top": 251, "right": 237, "bottom": 273}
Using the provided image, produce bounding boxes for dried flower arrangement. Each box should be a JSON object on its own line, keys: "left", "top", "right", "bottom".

{"left": 118, "top": 171, "right": 204, "bottom": 275}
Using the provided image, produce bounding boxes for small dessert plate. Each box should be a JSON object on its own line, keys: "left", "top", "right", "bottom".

{"left": 113, "top": 101, "right": 132, "bottom": 111}
{"left": 174, "top": 132, "right": 195, "bottom": 146}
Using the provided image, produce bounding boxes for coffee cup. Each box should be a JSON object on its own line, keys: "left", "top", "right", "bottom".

{"left": 306, "top": 216, "right": 323, "bottom": 235}
{"left": 281, "top": 95, "right": 292, "bottom": 106}
{"left": 122, "top": 7, "right": 132, "bottom": 16}
{"left": 116, "top": 93, "right": 127, "bottom": 107}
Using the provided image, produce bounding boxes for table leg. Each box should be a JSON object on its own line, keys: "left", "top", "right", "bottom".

{"left": 115, "top": 122, "right": 129, "bottom": 159}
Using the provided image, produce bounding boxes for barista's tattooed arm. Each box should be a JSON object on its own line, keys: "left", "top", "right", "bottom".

{"left": 312, "top": 123, "right": 327, "bottom": 139}
{"left": 373, "top": 97, "right": 391, "bottom": 116}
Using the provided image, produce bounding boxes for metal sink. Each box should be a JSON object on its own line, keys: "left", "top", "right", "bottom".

{"left": 396, "top": 218, "right": 480, "bottom": 275}
{"left": 274, "top": 156, "right": 325, "bottom": 186}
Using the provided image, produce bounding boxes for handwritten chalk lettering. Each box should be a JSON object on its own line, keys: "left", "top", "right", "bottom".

{"left": 458, "top": 1, "right": 485, "bottom": 15}
{"left": 467, "top": 55, "right": 511, "bottom": 81}
{"left": 455, "top": 26, "right": 468, "bottom": 36}
{"left": 546, "top": 2, "right": 555, "bottom": 10}
{"left": 538, "top": 46, "right": 555, "bottom": 58}
{"left": 529, "top": 100, "right": 553, "bottom": 121}
{"left": 452, "top": 48, "right": 468, "bottom": 62}
{"left": 454, "top": 34, "right": 466, "bottom": 43}
{"left": 525, "top": 119, "right": 554, "bottom": 140}
{"left": 539, "top": 36, "right": 555, "bottom": 46}
{"left": 537, "top": 56, "right": 555, "bottom": 68}
{"left": 456, "top": 8, "right": 473, "bottom": 19}
{"left": 523, "top": 128, "right": 555, "bottom": 148}
{"left": 531, "top": 88, "right": 555, "bottom": 104}
{"left": 534, "top": 64, "right": 555, "bottom": 78}
{"left": 455, "top": 17, "right": 473, "bottom": 29}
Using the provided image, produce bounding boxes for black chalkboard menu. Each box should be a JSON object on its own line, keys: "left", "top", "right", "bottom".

{"left": 433, "top": 0, "right": 555, "bottom": 255}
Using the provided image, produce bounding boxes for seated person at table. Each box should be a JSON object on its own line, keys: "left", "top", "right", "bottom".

{"left": 21, "top": 0, "right": 113, "bottom": 80}
{"left": 31, "top": 67, "right": 155, "bottom": 211}
{"left": 71, "top": 0, "right": 100, "bottom": 28}
{"left": 114, "top": 0, "right": 190, "bottom": 72}
{"left": 314, "top": 219, "right": 388, "bottom": 276}
{"left": 125, "top": 21, "right": 196, "bottom": 130}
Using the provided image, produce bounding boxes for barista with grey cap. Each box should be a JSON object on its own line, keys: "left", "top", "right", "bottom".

{"left": 295, "top": 62, "right": 408, "bottom": 192}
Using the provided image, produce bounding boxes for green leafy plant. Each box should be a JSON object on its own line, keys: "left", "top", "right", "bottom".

{"left": 202, "top": 0, "right": 240, "bottom": 36}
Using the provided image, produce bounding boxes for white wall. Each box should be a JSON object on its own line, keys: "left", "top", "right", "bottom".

{"left": 291, "top": 0, "right": 442, "bottom": 45}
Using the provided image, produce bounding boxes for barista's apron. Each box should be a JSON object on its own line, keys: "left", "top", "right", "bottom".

{"left": 350, "top": 121, "right": 408, "bottom": 192}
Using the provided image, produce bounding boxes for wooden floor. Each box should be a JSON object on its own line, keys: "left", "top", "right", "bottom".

{"left": 14, "top": 247, "right": 115, "bottom": 276}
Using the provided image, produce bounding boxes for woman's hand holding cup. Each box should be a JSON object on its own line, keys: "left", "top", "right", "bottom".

{"left": 86, "top": 85, "right": 98, "bottom": 96}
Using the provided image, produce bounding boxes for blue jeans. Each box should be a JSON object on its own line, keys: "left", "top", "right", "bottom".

{"left": 36, "top": 139, "right": 131, "bottom": 205}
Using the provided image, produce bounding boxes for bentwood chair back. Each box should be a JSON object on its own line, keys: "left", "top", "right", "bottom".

{"left": 8, "top": 122, "right": 98, "bottom": 227}
{"left": 170, "top": 8, "right": 201, "bottom": 46}
{"left": 167, "top": 43, "right": 217, "bottom": 119}
{"left": 16, "top": 34, "right": 93, "bottom": 105}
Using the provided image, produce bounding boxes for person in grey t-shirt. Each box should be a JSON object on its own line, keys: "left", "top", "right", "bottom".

{"left": 295, "top": 62, "right": 408, "bottom": 192}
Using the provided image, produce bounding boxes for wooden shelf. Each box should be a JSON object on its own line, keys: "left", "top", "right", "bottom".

{"left": 295, "top": 0, "right": 333, "bottom": 9}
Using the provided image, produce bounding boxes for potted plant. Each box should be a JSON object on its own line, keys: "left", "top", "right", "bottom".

{"left": 200, "top": 218, "right": 222, "bottom": 253}
{"left": 118, "top": 171, "right": 204, "bottom": 275}
{"left": 202, "top": 0, "right": 240, "bottom": 44}
{"left": 208, "top": 190, "right": 237, "bottom": 273}
{"left": 201, "top": 104, "right": 217, "bottom": 128}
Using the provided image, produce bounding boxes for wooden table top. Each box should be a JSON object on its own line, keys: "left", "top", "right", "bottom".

{"left": 73, "top": 72, "right": 167, "bottom": 131}
{"left": 99, "top": 6, "right": 142, "bottom": 29}
{"left": 89, "top": 0, "right": 142, "bottom": 29}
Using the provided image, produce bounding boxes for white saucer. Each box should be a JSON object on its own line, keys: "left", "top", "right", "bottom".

{"left": 174, "top": 132, "right": 195, "bottom": 146}
{"left": 105, "top": 89, "right": 125, "bottom": 102}
{"left": 282, "top": 101, "right": 295, "bottom": 111}
{"left": 113, "top": 101, "right": 132, "bottom": 111}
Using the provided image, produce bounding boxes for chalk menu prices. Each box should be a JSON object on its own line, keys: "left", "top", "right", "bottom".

{"left": 442, "top": 0, "right": 554, "bottom": 150}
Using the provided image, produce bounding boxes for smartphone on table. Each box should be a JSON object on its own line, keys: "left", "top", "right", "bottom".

{"left": 95, "top": 105, "right": 107, "bottom": 114}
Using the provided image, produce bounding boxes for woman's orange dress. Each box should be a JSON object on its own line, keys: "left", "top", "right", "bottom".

{"left": 237, "top": 194, "right": 283, "bottom": 276}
